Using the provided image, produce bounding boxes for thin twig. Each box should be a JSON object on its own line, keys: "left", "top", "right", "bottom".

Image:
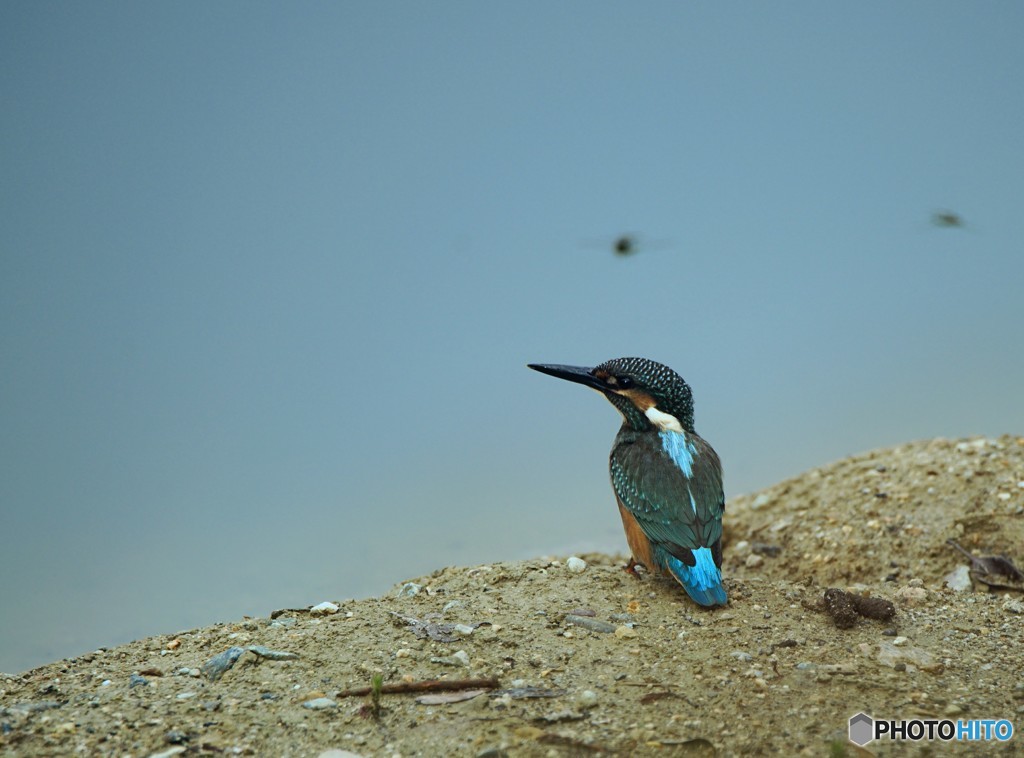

{"left": 337, "top": 677, "right": 500, "bottom": 698}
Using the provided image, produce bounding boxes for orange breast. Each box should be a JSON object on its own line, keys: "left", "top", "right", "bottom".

{"left": 617, "top": 504, "right": 656, "bottom": 570}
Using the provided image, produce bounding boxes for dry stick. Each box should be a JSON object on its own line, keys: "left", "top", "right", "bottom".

{"left": 337, "top": 677, "right": 500, "bottom": 698}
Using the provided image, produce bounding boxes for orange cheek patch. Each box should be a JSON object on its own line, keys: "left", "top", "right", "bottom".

{"left": 619, "top": 389, "right": 656, "bottom": 410}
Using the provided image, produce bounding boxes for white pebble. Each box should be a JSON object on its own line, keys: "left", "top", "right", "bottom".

{"left": 577, "top": 689, "right": 599, "bottom": 708}
{"left": 892, "top": 636, "right": 909, "bottom": 646}
{"left": 944, "top": 565, "right": 972, "bottom": 592}
{"left": 566, "top": 556, "right": 587, "bottom": 573}
{"left": 310, "top": 601, "right": 339, "bottom": 616}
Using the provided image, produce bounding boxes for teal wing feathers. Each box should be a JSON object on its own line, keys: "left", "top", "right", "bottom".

{"left": 610, "top": 431, "right": 724, "bottom": 561}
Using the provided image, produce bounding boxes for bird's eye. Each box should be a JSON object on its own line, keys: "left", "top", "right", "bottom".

{"left": 617, "top": 376, "right": 634, "bottom": 389}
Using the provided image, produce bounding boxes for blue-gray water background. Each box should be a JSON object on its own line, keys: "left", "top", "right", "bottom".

{"left": 2, "top": 3, "right": 1023, "bottom": 674}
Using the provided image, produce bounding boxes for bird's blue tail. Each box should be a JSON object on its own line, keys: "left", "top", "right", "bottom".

{"left": 665, "top": 547, "right": 727, "bottom": 606}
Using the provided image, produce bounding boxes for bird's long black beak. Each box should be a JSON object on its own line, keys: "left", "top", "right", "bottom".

{"left": 527, "top": 363, "right": 606, "bottom": 392}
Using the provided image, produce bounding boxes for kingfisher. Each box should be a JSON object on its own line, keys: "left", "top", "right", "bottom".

{"left": 528, "top": 357, "right": 727, "bottom": 606}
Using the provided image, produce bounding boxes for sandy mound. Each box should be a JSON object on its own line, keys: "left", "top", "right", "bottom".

{"left": 2, "top": 436, "right": 1022, "bottom": 756}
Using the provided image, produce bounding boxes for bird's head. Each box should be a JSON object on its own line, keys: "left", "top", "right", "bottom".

{"left": 528, "top": 356, "right": 695, "bottom": 433}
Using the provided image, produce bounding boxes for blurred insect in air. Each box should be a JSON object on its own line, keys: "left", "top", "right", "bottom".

{"left": 581, "top": 233, "right": 672, "bottom": 258}
{"left": 614, "top": 234, "right": 638, "bottom": 256}
{"left": 931, "top": 210, "right": 965, "bottom": 229}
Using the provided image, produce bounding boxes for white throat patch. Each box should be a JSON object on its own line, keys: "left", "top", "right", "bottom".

{"left": 644, "top": 405, "right": 684, "bottom": 433}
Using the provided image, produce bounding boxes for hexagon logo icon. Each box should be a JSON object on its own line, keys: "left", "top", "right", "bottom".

{"left": 849, "top": 712, "right": 874, "bottom": 746}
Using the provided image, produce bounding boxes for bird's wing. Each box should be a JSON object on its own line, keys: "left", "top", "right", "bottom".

{"left": 610, "top": 433, "right": 723, "bottom": 559}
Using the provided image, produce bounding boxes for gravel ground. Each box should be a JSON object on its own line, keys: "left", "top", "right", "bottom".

{"left": 2, "top": 435, "right": 1023, "bottom": 757}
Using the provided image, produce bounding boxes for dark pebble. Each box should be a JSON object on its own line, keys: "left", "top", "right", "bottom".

{"left": 752, "top": 542, "right": 783, "bottom": 557}
{"left": 201, "top": 646, "right": 245, "bottom": 681}
{"left": 165, "top": 730, "right": 188, "bottom": 744}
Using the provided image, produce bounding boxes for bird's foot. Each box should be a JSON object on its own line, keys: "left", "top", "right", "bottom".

{"left": 623, "top": 558, "right": 644, "bottom": 579}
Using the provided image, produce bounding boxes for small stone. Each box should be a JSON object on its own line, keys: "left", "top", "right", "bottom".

{"left": 1003, "top": 598, "right": 1024, "bottom": 614}
{"left": 876, "top": 641, "right": 938, "bottom": 671}
{"left": 310, "top": 601, "right": 340, "bottom": 616}
{"left": 432, "top": 650, "right": 470, "bottom": 667}
{"left": 892, "top": 636, "right": 909, "bottom": 646}
{"left": 565, "top": 615, "right": 616, "bottom": 634}
{"left": 566, "top": 556, "right": 587, "bottom": 573}
{"left": 129, "top": 674, "right": 149, "bottom": 688}
{"left": 576, "top": 689, "right": 599, "bottom": 708}
{"left": 744, "top": 554, "right": 764, "bottom": 569}
{"left": 397, "top": 582, "right": 422, "bottom": 597}
{"left": 148, "top": 748, "right": 187, "bottom": 758}
{"left": 453, "top": 624, "right": 476, "bottom": 636}
{"left": 730, "top": 651, "right": 753, "bottom": 662}
{"left": 201, "top": 647, "right": 244, "bottom": 681}
{"left": 302, "top": 697, "right": 338, "bottom": 710}
{"left": 894, "top": 586, "right": 928, "bottom": 606}
{"left": 944, "top": 565, "right": 972, "bottom": 592}
{"left": 247, "top": 645, "right": 299, "bottom": 661}
{"left": 614, "top": 625, "right": 638, "bottom": 639}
